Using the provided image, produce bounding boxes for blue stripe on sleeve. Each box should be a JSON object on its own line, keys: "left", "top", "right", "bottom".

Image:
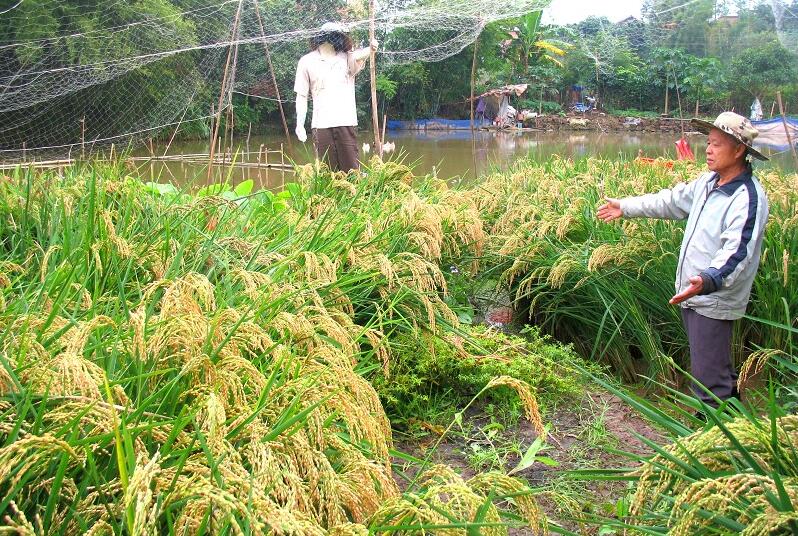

{"left": 718, "top": 178, "right": 758, "bottom": 279}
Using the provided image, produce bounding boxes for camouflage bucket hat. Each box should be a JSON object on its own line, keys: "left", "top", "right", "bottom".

{"left": 691, "top": 111, "right": 768, "bottom": 161}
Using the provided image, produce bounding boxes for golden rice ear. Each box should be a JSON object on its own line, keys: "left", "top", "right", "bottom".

{"left": 468, "top": 472, "right": 546, "bottom": 534}
{"left": 485, "top": 376, "right": 545, "bottom": 438}
{"left": 670, "top": 474, "right": 798, "bottom": 535}
{"left": 370, "top": 464, "right": 516, "bottom": 536}
{"left": 546, "top": 254, "right": 581, "bottom": 289}
{"left": 40, "top": 244, "right": 62, "bottom": 282}
{"left": 157, "top": 272, "right": 217, "bottom": 317}
{"left": 630, "top": 415, "right": 798, "bottom": 520}
{"left": 20, "top": 316, "right": 120, "bottom": 401}
{"left": 100, "top": 210, "right": 133, "bottom": 259}
{"left": 1, "top": 501, "right": 36, "bottom": 534}
{"left": 0, "top": 435, "right": 81, "bottom": 499}
{"left": 124, "top": 452, "right": 162, "bottom": 535}
{"left": 738, "top": 348, "right": 787, "bottom": 390}
{"left": 328, "top": 523, "right": 369, "bottom": 536}
{"left": 84, "top": 520, "right": 114, "bottom": 536}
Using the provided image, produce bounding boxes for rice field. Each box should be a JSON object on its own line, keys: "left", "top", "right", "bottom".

{"left": 0, "top": 155, "right": 795, "bottom": 534}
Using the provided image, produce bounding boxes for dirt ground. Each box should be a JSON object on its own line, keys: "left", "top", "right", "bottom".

{"left": 392, "top": 389, "right": 663, "bottom": 535}
{"left": 518, "top": 112, "right": 693, "bottom": 134}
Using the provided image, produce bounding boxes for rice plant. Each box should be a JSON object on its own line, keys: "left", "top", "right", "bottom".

{"left": 0, "top": 160, "right": 544, "bottom": 534}
{"left": 573, "top": 363, "right": 798, "bottom": 535}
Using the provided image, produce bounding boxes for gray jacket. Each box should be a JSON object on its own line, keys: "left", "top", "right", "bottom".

{"left": 620, "top": 169, "right": 769, "bottom": 320}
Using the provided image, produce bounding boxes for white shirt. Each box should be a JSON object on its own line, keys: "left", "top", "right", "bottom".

{"left": 294, "top": 49, "right": 365, "bottom": 129}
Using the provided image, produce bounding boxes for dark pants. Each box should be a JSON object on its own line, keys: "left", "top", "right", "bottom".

{"left": 681, "top": 308, "right": 738, "bottom": 407}
{"left": 312, "top": 126, "right": 359, "bottom": 173}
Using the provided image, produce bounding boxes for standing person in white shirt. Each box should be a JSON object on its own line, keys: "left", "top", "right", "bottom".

{"left": 294, "top": 22, "right": 378, "bottom": 172}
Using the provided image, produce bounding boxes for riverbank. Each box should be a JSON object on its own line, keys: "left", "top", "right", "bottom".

{"left": 388, "top": 112, "right": 695, "bottom": 134}
{"left": 522, "top": 112, "right": 693, "bottom": 133}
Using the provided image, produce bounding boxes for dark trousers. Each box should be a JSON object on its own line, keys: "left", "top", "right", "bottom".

{"left": 312, "top": 126, "right": 359, "bottom": 173}
{"left": 681, "top": 308, "right": 738, "bottom": 407}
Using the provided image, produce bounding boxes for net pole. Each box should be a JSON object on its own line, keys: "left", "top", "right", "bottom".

{"left": 672, "top": 66, "right": 685, "bottom": 138}
{"left": 252, "top": 0, "right": 293, "bottom": 151}
{"left": 208, "top": 0, "right": 244, "bottom": 180}
{"left": 369, "top": 0, "right": 382, "bottom": 158}
{"left": 777, "top": 91, "right": 798, "bottom": 168}
{"left": 470, "top": 35, "right": 478, "bottom": 132}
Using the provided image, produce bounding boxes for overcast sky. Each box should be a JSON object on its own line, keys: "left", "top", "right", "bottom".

{"left": 542, "top": 0, "right": 643, "bottom": 25}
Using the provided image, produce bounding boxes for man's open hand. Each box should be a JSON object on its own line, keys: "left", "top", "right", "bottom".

{"left": 597, "top": 198, "right": 623, "bottom": 222}
{"left": 670, "top": 275, "right": 704, "bottom": 305}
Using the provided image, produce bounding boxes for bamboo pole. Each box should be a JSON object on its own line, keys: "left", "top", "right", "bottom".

{"left": 664, "top": 73, "right": 669, "bottom": 116}
{"left": 771, "top": 101, "right": 776, "bottom": 118}
{"left": 252, "top": 0, "right": 293, "bottom": 150}
{"left": 368, "top": 0, "right": 382, "bottom": 158}
{"left": 777, "top": 91, "right": 798, "bottom": 169}
{"left": 672, "top": 67, "right": 685, "bottom": 138}
{"left": 225, "top": 28, "right": 242, "bottom": 166}
{"left": 208, "top": 0, "right": 244, "bottom": 180}
{"left": 80, "top": 117, "right": 86, "bottom": 159}
{"left": 470, "top": 34, "right": 478, "bottom": 132}
{"left": 163, "top": 103, "right": 190, "bottom": 157}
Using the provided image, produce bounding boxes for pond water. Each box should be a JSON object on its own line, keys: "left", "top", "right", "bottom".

{"left": 133, "top": 129, "right": 797, "bottom": 190}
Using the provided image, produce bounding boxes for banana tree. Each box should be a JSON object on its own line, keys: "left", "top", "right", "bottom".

{"left": 505, "top": 11, "right": 569, "bottom": 75}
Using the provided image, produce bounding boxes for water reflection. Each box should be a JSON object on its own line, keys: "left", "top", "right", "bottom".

{"left": 133, "top": 129, "right": 796, "bottom": 189}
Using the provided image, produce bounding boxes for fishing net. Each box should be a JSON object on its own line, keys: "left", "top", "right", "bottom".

{"left": 0, "top": 0, "right": 549, "bottom": 161}
{"left": 773, "top": 0, "right": 798, "bottom": 55}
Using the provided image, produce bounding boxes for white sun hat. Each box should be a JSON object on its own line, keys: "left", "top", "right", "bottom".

{"left": 320, "top": 22, "right": 348, "bottom": 33}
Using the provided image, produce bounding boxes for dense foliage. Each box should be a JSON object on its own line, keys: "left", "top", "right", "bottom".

{"left": 1, "top": 0, "right": 796, "bottom": 144}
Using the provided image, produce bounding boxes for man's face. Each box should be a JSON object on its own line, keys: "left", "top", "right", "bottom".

{"left": 706, "top": 128, "right": 745, "bottom": 173}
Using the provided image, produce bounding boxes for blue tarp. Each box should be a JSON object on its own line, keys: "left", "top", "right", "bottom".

{"left": 752, "top": 116, "right": 798, "bottom": 151}
{"left": 388, "top": 118, "right": 489, "bottom": 130}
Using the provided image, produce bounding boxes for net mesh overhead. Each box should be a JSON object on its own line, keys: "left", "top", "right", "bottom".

{"left": 0, "top": 0, "right": 549, "bottom": 160}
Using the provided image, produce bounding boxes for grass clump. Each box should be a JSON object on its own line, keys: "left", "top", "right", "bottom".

{"left": 374, "top": 325, "right": 589, "bottom": 429}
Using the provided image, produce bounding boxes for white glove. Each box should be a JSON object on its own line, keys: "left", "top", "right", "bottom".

{"left": 295, "top": 94, "right": 309, "bottom": 142}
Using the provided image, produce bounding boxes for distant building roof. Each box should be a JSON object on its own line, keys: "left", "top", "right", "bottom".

{"left": 479, "top": 84, "right": 528, "bottom": 99}
{"left": 715, "top": 15, "right": 739, "bottom": 24}
{"left": 616, "top": 16, "right": 639, "bottom": 25}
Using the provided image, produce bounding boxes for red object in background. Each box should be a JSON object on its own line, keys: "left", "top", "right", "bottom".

{"left": 636, "top": 157, "right": 674, "bottom": 169}
{"left": 675, "top": 137, "right": 695, "bottom": 161}
{"left": 486, "top": 307, "right": 513, "bottom": 325}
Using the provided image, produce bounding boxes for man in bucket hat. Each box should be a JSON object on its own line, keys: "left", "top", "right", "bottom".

{"left": 294, "top": 22, "right": 378, "bottom": 172}
{"left": 597, "top": 112, "right": 770, "bottom": 411}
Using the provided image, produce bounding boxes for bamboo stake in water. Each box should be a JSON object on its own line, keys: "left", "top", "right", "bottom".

{"left": 208, "top": 0, "right": 244, "bottom": 180}
{"left": 252, "top": 0, "right": 293, "bottom": 150}
{"left": 80, "top": 117, "right": 86, "bottom": 160}
{"left": 470, "top": 33, "right": 478, "bottom": 132}
{"left": 368, "top": 0, "right": 382, "bottom": 158}
{"left": 777, "top": 91, "right": 798, "bottom": 169}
